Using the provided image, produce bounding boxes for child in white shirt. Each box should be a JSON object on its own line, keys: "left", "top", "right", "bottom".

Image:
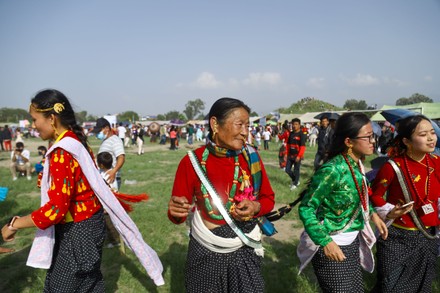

{"left": 97, "top": 152, "right": 119, "bottom": 191}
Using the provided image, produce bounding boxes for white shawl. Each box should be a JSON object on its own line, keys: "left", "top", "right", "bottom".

{"left": 191, "top": 210, "right": 264, "bottom": 257}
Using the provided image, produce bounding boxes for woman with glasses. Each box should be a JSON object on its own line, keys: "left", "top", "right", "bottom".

{"left": 298, "top": 112, "right": 388, "bottom": 292}
{"left": 370, "top": 114, "right": 439, "bottom": 292}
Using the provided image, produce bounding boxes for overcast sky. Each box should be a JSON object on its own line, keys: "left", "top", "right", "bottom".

{"left": 1, "top": 0, "right": 439, "bottom": 117}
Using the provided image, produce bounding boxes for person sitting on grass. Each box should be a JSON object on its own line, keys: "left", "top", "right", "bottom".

{"left": 10, "top": 141, "right": 32, "bottom": 181}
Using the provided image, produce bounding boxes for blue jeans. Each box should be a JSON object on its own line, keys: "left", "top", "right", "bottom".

{"left": 314, "top": 152, "right": 326, "bottom": 170}
{"left": 263, "top": 140, "right": 269, "bottom": 150}
{"left": 159, "top": 135, "right": 166, "bottom": 145}
{"left": 285, "top": 157, "right": 301, "bottom": 185}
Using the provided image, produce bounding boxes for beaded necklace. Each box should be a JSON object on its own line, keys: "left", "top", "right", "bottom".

{"left": 200, "top": 147, "right": 240, "bottom": 220}
{"left": 403, "top": 154, "right": 431, "bottom": 204}
{"left": 342, "top": 154, "right": 368, "bottom": 211}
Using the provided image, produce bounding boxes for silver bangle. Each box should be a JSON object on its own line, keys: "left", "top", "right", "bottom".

{"left": 8, "top": 216, "right": 20, "bottom": 231}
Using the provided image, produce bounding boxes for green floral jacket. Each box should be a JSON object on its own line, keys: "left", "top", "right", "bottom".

{"left": 299, "top": 154, "right": 374, "bottom": 247}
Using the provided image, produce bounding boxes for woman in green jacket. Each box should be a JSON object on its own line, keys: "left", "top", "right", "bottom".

{"left": 298, "top": 112, "right": 387, "bottom": 292}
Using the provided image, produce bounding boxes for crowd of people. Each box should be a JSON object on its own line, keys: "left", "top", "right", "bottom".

{"left": 1, "top": 89, "right": 439, "bottom": 292}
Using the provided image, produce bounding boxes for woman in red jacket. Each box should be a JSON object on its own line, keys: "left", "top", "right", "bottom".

{"left": 370, "top": 115, "right": 440, "bottom": 292}
{"left": 2, "top": 89, "right": 106, "bottom": 292}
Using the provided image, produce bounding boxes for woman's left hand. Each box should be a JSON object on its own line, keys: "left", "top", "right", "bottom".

{"left": 371, "top": 213, "right": 388, "bottom": 240}
{"left": 231, "top": 199, "right": 261, "bottom": 221}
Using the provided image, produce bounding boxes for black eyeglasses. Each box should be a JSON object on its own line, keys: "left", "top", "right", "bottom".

{"left": 353, "top": 134, "right": 375, "bottom": 143}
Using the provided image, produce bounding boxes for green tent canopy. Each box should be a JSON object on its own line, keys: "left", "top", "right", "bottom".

{"left": 370, "top": 102, "right": 440, "bottom": 122}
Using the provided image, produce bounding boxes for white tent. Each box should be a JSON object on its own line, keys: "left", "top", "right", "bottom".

{"left": 297, "top": 112, "right": 321, "bottom": 123}
{"left": 370, "top": 102, "right": 440, "bottom": 121}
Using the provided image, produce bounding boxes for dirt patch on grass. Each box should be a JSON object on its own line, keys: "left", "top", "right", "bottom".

{"left": 269, "top": 219, "right": 302, "bottom": 242}
{"left": 263, "top": 203, "right": 303, "bottom": 243}
{"left": 16, "top": 191, "right": 41, "bottom": 198}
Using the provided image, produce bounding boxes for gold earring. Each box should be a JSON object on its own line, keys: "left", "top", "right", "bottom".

{"left": 212, "top": 131, "right": 217, "bottom": 140}
{"left": 347, "top": 145, "right": 353, "bottom": 156}
{"left": 51, "top": 121, "right": 59, "bottom": 138}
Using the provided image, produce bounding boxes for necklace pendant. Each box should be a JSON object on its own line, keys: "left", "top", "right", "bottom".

{"left": 421, "top": 203, "right": 434, "bottom": 215}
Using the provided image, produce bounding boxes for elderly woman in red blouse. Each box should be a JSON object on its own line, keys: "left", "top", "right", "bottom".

{"left": 168, "top": 97, "right": 275, "bottom": 293}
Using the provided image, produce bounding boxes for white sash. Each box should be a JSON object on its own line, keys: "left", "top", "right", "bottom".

{"left": 191, "top": 210, "right": 264, "bottom": 256}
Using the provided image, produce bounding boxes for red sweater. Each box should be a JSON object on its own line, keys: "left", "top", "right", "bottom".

{"left": 31, "top": 131, "right": 102, "bottom": 229}
{"left": 278, "top": 131, "right": 290, "bottom": 144}
{"left": 370, "top": 154, "right": 440, "bottom": 228}
{"left": 168, "top": 146, "right": 275, "bottom": 226}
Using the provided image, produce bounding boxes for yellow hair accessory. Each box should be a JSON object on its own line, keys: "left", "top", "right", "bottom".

{"left": 30, "top": 102, "right": 65, "bottom": 114}
{"left": 53, "top": 103, "right": 65, "bottom": 113}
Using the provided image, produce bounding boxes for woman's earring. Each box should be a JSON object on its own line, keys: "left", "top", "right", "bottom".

{"left": 212, "top": 131, "right": 217, "bottom": 140}
{"left": 51, "top": 121, "right": 59, "bottom": 138}
{"left": 347, "top": 144, "right": 353, "bottom": 156}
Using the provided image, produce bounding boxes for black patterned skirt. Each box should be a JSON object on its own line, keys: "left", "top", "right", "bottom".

{"left": 373, "top": 225, "right": 438, "bottom": 293}
{"left": 311, "top": 237, "right": 363, "bottom": 293}
{"left": 185, "top": 220, "right": 264, "bottom": 293}
{"left": 44, "top": 209, "right": 106, "bottom": 293}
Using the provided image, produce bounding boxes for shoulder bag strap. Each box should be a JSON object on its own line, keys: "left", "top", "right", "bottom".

{"left": 188, "top": 151, "right": 263, "bottom": 249}
{"left": 388, "top": 160, "right": 438, "bottom": 239}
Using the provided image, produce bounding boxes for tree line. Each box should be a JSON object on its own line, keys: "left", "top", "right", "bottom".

{"left": 0, "top": 93, "right": 434, "bottom": 125}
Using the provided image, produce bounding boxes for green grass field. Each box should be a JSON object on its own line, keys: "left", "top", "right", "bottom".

{"left": 0, "top": 137, "right": 438, "bottom": 292}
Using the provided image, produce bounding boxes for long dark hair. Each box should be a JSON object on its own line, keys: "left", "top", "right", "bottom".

{"left": 207, "top": 97, "right": 250, "bottom": 139}
{"left": 388, "top": 114, "right": 431, "bottom": 157}
{"left": 31, "top": 89, "right": 89, "bottom": 151}
{"left": 327, "top": 112, "right": 371, "bottom": 160}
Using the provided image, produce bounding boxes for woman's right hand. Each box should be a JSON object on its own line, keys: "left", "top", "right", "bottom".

{"left": 1, "top": 225, "right": 16, "bottom": 242}
{"left": 323, "top": 241, "right": 346, "bottom": 262}
{"left": 386, "top": 202, "right": 413, "bottom": 219}
{"left": 168, "top": 196, "right": 191, "bottom": 219}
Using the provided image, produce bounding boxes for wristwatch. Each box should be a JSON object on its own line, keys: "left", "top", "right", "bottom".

{"left": 7, "top": 216, "right": 20, "bottom": 231}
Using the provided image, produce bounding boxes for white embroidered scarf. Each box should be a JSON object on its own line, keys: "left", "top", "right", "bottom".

{"left": 26, "top": 137, "right": 164, "bottom": 286}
